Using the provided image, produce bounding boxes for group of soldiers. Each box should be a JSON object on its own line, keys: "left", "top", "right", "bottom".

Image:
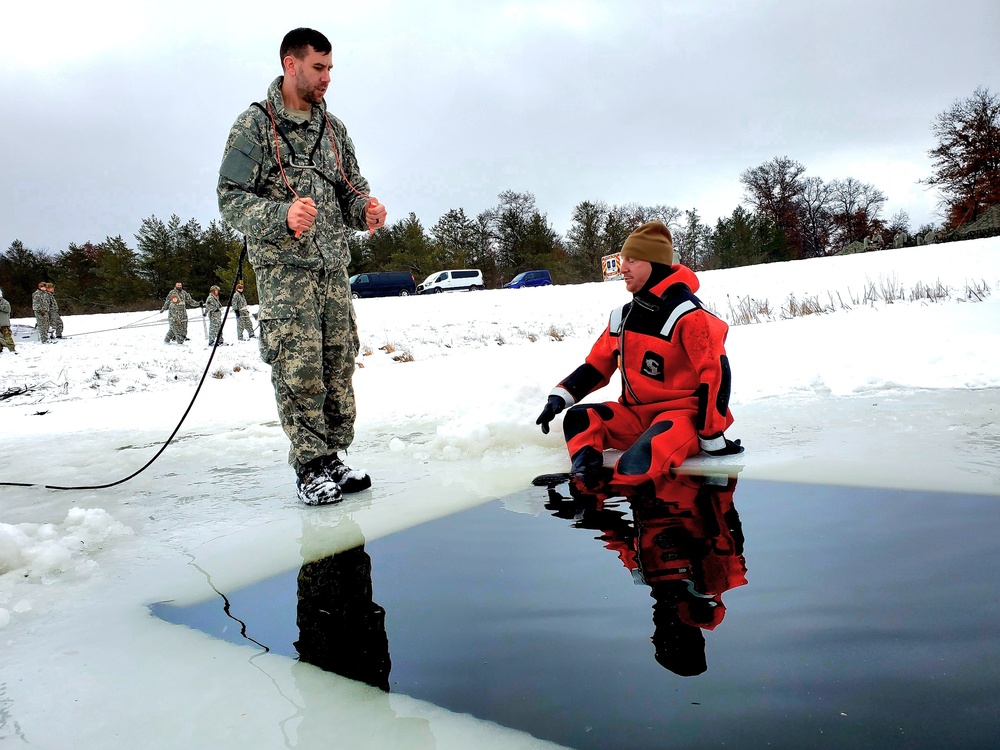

{"left": 161, "top": 280, "right": 256, "bottom": 347}
{"left": 31, "top": 281, "right": 63, "bottom": 343}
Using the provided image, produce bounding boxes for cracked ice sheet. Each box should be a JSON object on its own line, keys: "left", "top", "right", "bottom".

{"left": 2, "top": 239, "right": 1000, "bottom": 748}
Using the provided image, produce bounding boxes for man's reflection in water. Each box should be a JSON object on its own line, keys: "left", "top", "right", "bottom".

{"left": 295, "top": 516, "right": 391, "bottom": 690}
{"left": 295, "top": 516, "right": 392, "bottom": 692}
{"left": 546, "top": 473, "right": 747, "bottom": 676}
{"left": 292, "top": 515, "right": 435, "bottom": 749}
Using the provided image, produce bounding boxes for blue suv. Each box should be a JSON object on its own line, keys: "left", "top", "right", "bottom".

{"left": 504, "top": 270, "right": 552, "bottom": 289}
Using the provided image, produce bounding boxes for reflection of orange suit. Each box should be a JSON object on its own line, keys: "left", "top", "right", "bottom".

{"left": 547, "top": 474, "right": 747, "bottom": 676}
{"left": 622, "top": 475, "right": 746, "bottom": 631}
{"left": 549, "top": 265, "right": 735, "bottom": 486}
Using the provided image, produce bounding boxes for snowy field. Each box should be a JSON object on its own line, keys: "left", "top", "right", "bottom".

{"left": 2, "top": 238, "right": 1000, "bottom": 748}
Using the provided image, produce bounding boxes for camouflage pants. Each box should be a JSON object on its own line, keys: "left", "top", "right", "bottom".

{"left": 0, "top": 326, "right": 14, "bottom": 352}
{"left": 208, "top": 312, "right": 223, "bottom": 346}
{"left": 50, "top": 312, "right": 63, "bottom": 337}
{"left": 34, "top": 313, "right": 48, "bottom": 342}
{"left": 236, "top": 313, "right": 255, "bottom": 340}
{"left": 164, "top": 318, "right": 188, "bottom": 343}
{"left": 255, "top": 263, "right": 359, "bottom": 470}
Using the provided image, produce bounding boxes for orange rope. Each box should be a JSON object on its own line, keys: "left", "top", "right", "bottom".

{"left": 266, "top": 100, "right": 379, "bottom": 237}
{"left": 324, "top": 115, "right": 379, "bottom": 235}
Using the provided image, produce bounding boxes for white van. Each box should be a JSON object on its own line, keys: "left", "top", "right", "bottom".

{"left": 416, "top": 269, "right": 485, "bottom": 294}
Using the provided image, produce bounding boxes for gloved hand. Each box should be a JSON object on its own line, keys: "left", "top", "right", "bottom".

{"left": 536, "top": 395, "right": 566, "bottom": 435}
{"left": 703, "top": 437, "right": 744, "bottom": 456}
{"left": 202, "top": 309, "right": 207, "bottom": 317}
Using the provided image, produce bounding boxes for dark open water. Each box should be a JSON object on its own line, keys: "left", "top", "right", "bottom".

{"left": 152, "top": 476, "right": 1000, "bottom": 749}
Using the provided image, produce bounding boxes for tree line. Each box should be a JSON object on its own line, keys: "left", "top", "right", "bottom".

{"left": 2, "top": 87, "right": 997, "bottom": 315}
{"left": 0, "top": 216, "right": 251, "bottom": 316}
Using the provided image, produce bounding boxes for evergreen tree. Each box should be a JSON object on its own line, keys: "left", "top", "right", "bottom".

{"left": 52, "top": 242, "right": 102, "bottom": 312}
{"left": 565, "top": 200, "right": 611, "bottom": 282}
{"left": 430, "top": 208, "right": 478, "bottom": 269}
{"left": 712, "top": 207, "right": 788, "bottom": 269}
{"left": 93, "top": 235, "right": 151, "bottom": 308}
{"left": 490, "top": 190, "right": 536, "bottom": 280}
{"left": 471, "top": 210, "right": 501, "bottom": 288}
{"left": 675, "top": 209, "right": 713, "bottom": 270}
{"left": 0, "top": 240, "right": 49, "bottom": 313}
{"left": 136, "top": 215, "right": 179, "bottom": 296}
{"left": 390, "top": 213, "right": 436, "bottom": 280}
{"left": 212, "top": 222, "right": 255, "bottom": 301}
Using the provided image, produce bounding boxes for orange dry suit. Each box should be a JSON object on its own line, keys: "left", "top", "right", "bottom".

{"left": 549, "top": 264, "right": 735, "bottom": 485}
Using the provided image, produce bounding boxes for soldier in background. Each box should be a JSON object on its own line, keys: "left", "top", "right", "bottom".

{"left": 204, "top": 285, "right": 225, "bottom": 347}
{"left": 163, "top": 292, "right": 189, "bottom": 344}
{"left": 31, "top": 281, "right": 51, "bottom": 343}
{"left": 160, "top": 281, "right": 200, "bottom": 313}
{"left": 232, "top": 281, "right": 256, "bottom": 340}
{"left": 0, "top": 288, "right": 17, "bottom": 354}
{"left": 46, "top": 282, "right": 64, "bottom": 338}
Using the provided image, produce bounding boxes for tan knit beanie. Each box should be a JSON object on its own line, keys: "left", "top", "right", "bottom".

{"left": 620, "top": 221, "right": 675, "bottom": 266}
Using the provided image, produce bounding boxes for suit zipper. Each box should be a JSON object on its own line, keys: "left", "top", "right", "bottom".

{"left": 620, "top": 306, "right": 640, "bottom": 404}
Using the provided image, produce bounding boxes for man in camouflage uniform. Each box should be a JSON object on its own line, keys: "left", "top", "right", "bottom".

{"left": 163, "top": 292, "right": 190, "bottom": 344}
{"left": 160, "top": 281, "right": 200, "bottom": 340}
{"left": 232, "top": 281, "right": 256, "bottom": 340}
{"left": 31, "top": 281, "right": 51, "bottom": 343}
{"left": 45, "top": 282, "right": 63, "bottom": 338}
{"left": 0, "top": 288, "right": 17, "bottom": 354}
{"left": 217, "top": 27, "right": 387, "bottom": 506}
{"left": 161, "top": 281, "right": 200, "bottom": 313}
{"left": 204, "top": 285, "right": 226, "bottom": 347}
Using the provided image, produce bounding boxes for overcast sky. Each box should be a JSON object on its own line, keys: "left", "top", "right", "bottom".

{"left": 2, "top": 0, "right": 997, "bottom": 254}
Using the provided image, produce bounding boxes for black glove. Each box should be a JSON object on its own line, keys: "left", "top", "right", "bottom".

{"left": 536, "top": 395, "right": 566, "bottom": 435}
{"left": 704, "top": 438, "right": 744, "bottom": 456}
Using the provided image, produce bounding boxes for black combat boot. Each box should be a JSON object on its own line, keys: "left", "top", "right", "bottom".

{"left": 323, "top": 453, "right": 372, "bottom": 494}
{"left": 296, "top": 456, "right": 343, "bottom": 506}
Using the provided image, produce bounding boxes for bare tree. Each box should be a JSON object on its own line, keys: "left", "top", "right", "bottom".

{"left": 827, "top": 178, "right": 887, "bottom": 249}
{"left": 740, "top": 156, "right": 806, "bottom": 258}
{"left": 797, "top": 176, "right": 834, "bottom": 258}
{"left": 922, "top": 86, "right": 1000, "bottom": 229}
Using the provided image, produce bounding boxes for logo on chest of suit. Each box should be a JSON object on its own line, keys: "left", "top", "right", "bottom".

{"left": 640, "top": 351, "right": 665, "bottom": 381}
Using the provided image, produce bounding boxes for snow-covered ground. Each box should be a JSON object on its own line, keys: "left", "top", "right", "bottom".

{"left": 1, "top": 238, "right": 999, "bottom": 748}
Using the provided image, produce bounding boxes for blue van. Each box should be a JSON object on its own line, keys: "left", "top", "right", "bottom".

{"left": 504, "top": 270, "right": 552, "bottom": 289}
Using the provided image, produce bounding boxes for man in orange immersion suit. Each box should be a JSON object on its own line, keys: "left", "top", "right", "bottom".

{"left": 536, "top": 220, "right": 743, "bottom": 487}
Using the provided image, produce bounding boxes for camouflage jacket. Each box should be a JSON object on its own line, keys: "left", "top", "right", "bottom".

{"left": 205, "top": 294, "right": 222, "bottom": 318}
{"left": 217, "top": 77, "right": 371, "bottom": 275}
{"left": 167, "top": 301, "right": 188, "bottom": 326}
{"left": 162, "top": 288, "right": 199, "bottom": 312}
{"left": 47, "top": 292, "right": 59, "bottom": 314}
{"left": 32, "top": 289, "right": 51, "bottom": 314}
{"left": 231, "top": 290, "right": 250, "bottom": 316}
{"left": 0, "top": 297, "right": 11, "bottom": 326}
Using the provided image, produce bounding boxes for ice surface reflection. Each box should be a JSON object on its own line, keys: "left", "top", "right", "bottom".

{"left": 152, "top": 476, "right": 1000, "bottom": 750}
{"left": 542, "top": 474, "right": 747, "bottom": 676}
